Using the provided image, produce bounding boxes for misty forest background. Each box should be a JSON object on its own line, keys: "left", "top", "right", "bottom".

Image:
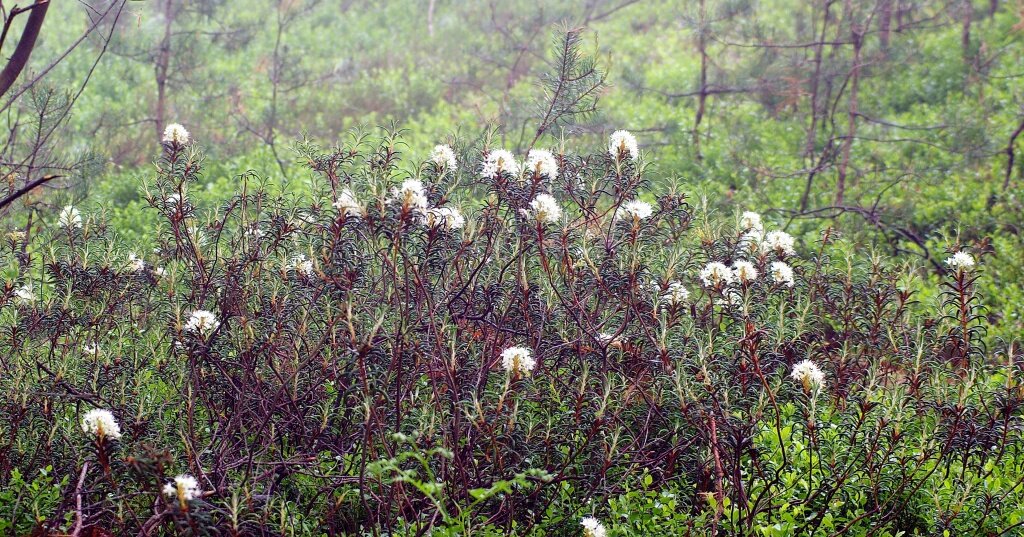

{"left": 21, "top": 0, "right": 1024, "bottom": 338}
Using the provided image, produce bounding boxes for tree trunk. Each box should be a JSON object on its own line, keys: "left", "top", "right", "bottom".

{"left": 0, "top": 1, "right": 51, "bottom": 99}
{"left": 1002, "top": 118, "right": 1024, "bottom": 191}
{"left": 878, "top": 0, "right": 892, "bottom": 52}
{"left": 836, "top": 22, "right": 864, "bottom": 206}
{"left": 961, "top": 0, "right": 972, "bottom": 63}
{"left": 154, "top": 0, "right": 175, "bottom": 143}
{"left": 799, "top": 0, "right": 832, "bottom": 211}
{"left": 693, "top": 0, "right": 709, "bottom": 161}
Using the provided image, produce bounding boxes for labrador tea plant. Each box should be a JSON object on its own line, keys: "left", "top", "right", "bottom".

{"left": 1, "top": 126, "right": 1022, "bottom": 536}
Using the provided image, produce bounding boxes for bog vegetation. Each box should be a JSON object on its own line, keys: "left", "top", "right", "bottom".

{"left": 1, "top": 1, "right": 1023, "bottom": 536}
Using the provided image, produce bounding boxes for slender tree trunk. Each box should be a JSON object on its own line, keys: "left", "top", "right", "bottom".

{"left": 961, "top": 0, "right": 972, "bottom": 62}
{"left": 878, "top": 0, "right": 892, "bottom": 51}
{"left": 836, "top": 21, "right": 864, "bottom": 206}
{"left": 267, "top": 1, "right": 289, "bottom": 179}
{"left": 154, "top": 0, "right": 175, "bottom": 142}
{"left": 1002, "top": 118, "right": 1024, "bottom": 191}
{"left": 799, "top": 0, "right": 832, "bottom": 211}
{"left": 0, "top": 1, "right": 51, "bottom": 99}
{"left": 694, "top": 0, "right": 709, "bottom": 161}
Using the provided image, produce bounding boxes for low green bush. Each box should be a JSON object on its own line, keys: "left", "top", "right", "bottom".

{"left": 1, "top": 127, "right": 1021, "bottom": 535}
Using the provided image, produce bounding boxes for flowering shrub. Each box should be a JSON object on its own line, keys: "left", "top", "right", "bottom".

{"left": 0, "top": 128, "right": 1022, "bottom": 535}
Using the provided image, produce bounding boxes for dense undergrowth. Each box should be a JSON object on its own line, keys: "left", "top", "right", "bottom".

{"left": 2, "top": 128, "right": 1022, "bottom": 535}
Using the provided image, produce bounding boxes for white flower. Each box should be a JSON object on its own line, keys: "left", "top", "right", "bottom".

{"left": 162, "top": 474, "right": 201, "bottom": 502}
{"left": 528, "top": 194, "right": 562, "bottom": 224}
{"left": 81, "top": 409, "right": 121, "bottom": 440}
{"left": 945, "top": 251, "right": 975, "bottom": 271}
{"left": 388, "top": 179, "right": 429, "bottom": 212}
{"left": 289, "top": 254, "right": 314, "bottom": 276}
{"left": 245, "top": 226, "right": 265, "bottom": 240}
{"left": 790, "top": 359, "right": 826, "bottom": 391}
{"left": 59, "top": 206, "right": 82, "bottom": 229}
{"left": 127, "top": 253, "right": 146, "bottom": 272}
{"left": 662, "top": 281, "right": 690, "bottom": 305}
{"left": 481, "top": 149, "right": 520, "bottom": 178}
{"left": 162, "top": 123, "right": 190, "bottom": 145}
{"left": 738, "top": 228, "right": 764, "bottom": 254}
{"left": 616, "top": 200, "right": 654, "bottom": 222}
{"left": 185, "top": 310, "right": 219, "bottom": 336}
{"left": 423, "top": 207, "right": 465, "bottom": 230}
{"left": 700, "top": 262, "right": 734, "bottom": 287}
{"left": 608, "top": 130, "right": 638, "bottom": 161}
{"left": 83, "top": 341, "right": 100, "bottom": 355}
{"left": 732, "top": 260, "right": 758, "bottom": 284}
{"left": 155, "top": 267, "right": 168, "bottom": 278}
{"left": 525, "top": 149, "right": 559, "bottom": 179}
{"left": 581, "top": 517, "right": 607, "bottom": 537}
{"left": 333, "top": 188, "right": 363, "bottom": 218}
{"left": 165, "top": 193, "right": 183, "bottom": 207}
{"left": 740, "top": 211, "right": 763, "bottom": 231}
{"left": 762, "top": 231, "right": 796, "bottom": 256}
{"left": 430, "top": 144, "right": 457, "bottom": 171}
{"left": 13, "top": 284, "right": 35, "bottom": 304}
{"left": 770, "top": 261, "right": 795, "bottom": 287}
{"left": 596, "top": 332, "right": 619, "bottom": 345}
{"left": 501, "top": 346, "right": 536, "bottom": 376}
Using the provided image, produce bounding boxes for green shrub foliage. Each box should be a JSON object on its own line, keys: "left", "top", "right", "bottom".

{"left": 1, "top": 129, "right": 1022, "bottom": 535}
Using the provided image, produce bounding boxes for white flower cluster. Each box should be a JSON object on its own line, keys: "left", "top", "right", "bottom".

{"left": 423, "top": 207, "right": 466, "bottom": 230}
{"left": 762, "top": 230, "right": 796, "bottom": 256}
{"left": 385, "top": 176, "right": 465, "bottom": 232}
{"left": 945, "top": 251, "right": 975, "bottom": 272}
{"left": 127, "top": 253, "right": 146, "bottom": 273}
{"left": 430, "top": 144, "right": 458, "bottom": 171}
{"left": 333, "top": 187, "right": 363, "bottom": 218}
{"left": 528, "top": 193, "right": 562, "bottom": 224}
{"left": 289, "top": 254, "right": 314, "bottom": 276}
{"left": 501, "top": 346, "right": 536, "bottom": 376}
{"left": 661, "top": 281, "right": 690, "bottom": 305}
{"left": 83, "top": 341, "right": 101, "bottom": 356}
{"left": 14, "top": 284, "right": 35, "bottom": 304}
{"left": 526, "top": 149, "right": 559, "bottom": 179}
{"left": 185, "top": 309, "right": 220, "bottom": 336}
{"left": 740, "top": 211, "right": 762, "bottom": 232}
{"left": 581, "top": 517, "right": 608, "bottom": 537}
{"left": 388, "top": 179, "right": 429, "bottom": 212}
{"left": 732, "top": 260, "right": 759, "bottom": 284}
{"left": 700, "top": 258, "right": 795, "bottom": 290}
{"left": 81, "top": 409, "right": 122, "bottom": 440}
{"left": 736, "top": 211, "right": 798, "bottom": 257}
{"left": 163, "top": 474, "right": 201, "bottom": 502}
{"left": 59, "top": 205, "right": 82, "bottom": 229}
{"left": 616, "top": 200, "right": 654, "bottom": 222}
{"left": 481, "top": 149, "right": 521, "bottom": 179}
{"left": 770, "top": 261, "right": 795, "bottom": 287}
{"left": 166, "top": 193, "right": 185, "bottom": 209}
{"left": 790, "top": 359, "right": 825, "bottom": 391}
{"left": 608, "top": 130, "right": 638, "bottom": 161}
{"left": 162, "top": 123, "right": 190, "bottom": 145}
{"left": 699, "top": 262, "right": 734, "bottom": 287}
